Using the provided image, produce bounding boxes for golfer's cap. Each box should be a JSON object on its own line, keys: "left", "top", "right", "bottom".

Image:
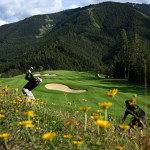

{"left": 37, "top": 77, "right": 42, "bottom": 82}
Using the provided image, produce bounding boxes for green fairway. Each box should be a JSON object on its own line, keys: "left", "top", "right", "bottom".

{"left": 0, "top": 70, "right": 149, "bottom": 125}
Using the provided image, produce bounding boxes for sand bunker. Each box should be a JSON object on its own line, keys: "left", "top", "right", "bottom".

{"left": 45, "top": 83, "right": 87, "bottom": 93}
{"left": 34, "top": 74, "right": 56, "bottom": 77}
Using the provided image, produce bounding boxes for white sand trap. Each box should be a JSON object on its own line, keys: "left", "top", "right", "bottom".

{"left": 34, "top": 74, "right": 56, "bottom": 77}
{"left": 45, "top": 83, "right": 87, "bottom": 93}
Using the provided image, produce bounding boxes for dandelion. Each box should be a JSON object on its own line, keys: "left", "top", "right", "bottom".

{"left": 106, "top": 89, "right": 118, "bottom": 97}
{"left": 119, "top": 125, "right": 130, "bottom": 131}
{"left": 63, "top": 93, "right": 67, "bottom": 96}
{"left": 79, "top": 107, "right": 91, "bottom": 131}
{"left": 22, "top": 111, "right": 35, "bottom": 117}
{"left": 97, "top": 110, "right": 103, "bottom": 113}
{"left": 79, "top": 107, "right": 91, "bottom": 112}
{"left": 0, "top": 114, "right": 5, "bottom": 118}
{"left": 91, "top": 115, "right": 104, "bottom": 121}
{"left": 41, "top": 101, "right": 47, "bottom": 105}
{"left": 0, "top": 133, "right": 10, "bottom": 138}
{"left": 98, "top": 102, "right": 112, "bottom": 109}
{"left": 72, "top": 141, "right": 84, "bottom": 147}
{"left": 36, "top": 127, "right": 41, "bottom": 130}
{"left": 26, "top": 124, "right": 34, "bottom": 128}
{"left": 42, "top": 132, "right": 56, "bottom": 140}
{"left": 82, "top": 99, "right": 87, "bottom": 102}
{"left": 94, "top": 120, "right": 111, "bottom": 128}
{"left": 98, "top": 102, "right": 112, "bottom": 120}
{"left": 51, "top": 121, "right": 56, "bottom": 124}
{"left": 15, "top": 88, "right": 19, "bottom": 92}
{"left": 79, "top": 137, "right": 84, "bottom": 140}
{"left": 18, "top": 120, "right": 32, "bottom": 126}
{"left": 27, "top": 100, "right": 33, "bottom": 103}
{"left": 75, "top": 111, "right": 79, "bottom": 114}
{"left": 63, "top": 135, "right": 73, "bottom": 138}
{"left": 130, "top": 136, "right": 136, "bottom": 140}
{"left": 115, "top": 146, "right": 123, "bottom": 150}
{"left": 52, "top": 102, "right": 56, "bottom": 105}
{"left": 68, "top": 102, "right": 71, "bottom": 105}
{"left": 34, "top": 103, "right": 38, "bottom": 105}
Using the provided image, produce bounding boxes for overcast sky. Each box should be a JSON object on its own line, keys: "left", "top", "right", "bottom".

{"left": 0, "top": 0, "right": 150, "bottom": 26}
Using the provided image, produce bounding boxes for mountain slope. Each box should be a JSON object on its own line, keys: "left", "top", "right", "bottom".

{"left": 0, "top": 2, "right": 150, "bottom": 75}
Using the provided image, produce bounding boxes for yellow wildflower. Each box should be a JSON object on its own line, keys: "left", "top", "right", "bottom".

{"left": 79, "top": 137, "right": 84, "bottom": 140}
{"left": 106, "top": 89, "right": 118, "bottom": 97}
{"left": 63, "top": 135, "right": 73, "bottom": 138}
{"left": 0, "top": 114, "right": 5, "bottom": 118}
{"left": 26, "top": 124, "right": 34, "bottom": 128}
{"left": 82, "top": 99, "right": 87, "bottom": 102}
{"left": 63, "top": 93, "right": 67, "bottom": 96}
{"left": 97, "top": 110, "right": 103, "bottom": 113}
{"left": 15, "top": 88, "right": 19, "bottom": 92}
{"left": 94, "top": 120, "right": 111, "bottom": 128}
{"left": 51, "top": 121, "right": 56, "bottom": 124}
{"left": 27, "top": 100, "right": 33, "bottom": 103}
{"left": 18, "top": 120, "right": 32, "bottom": 126}
{"left": 130, "top": 136, "right": 136, "bottom": 140}
{"left": 91, "top": 115, "right": 104, "bottom": 121}
{"left": 41, "top": 102, "right": 46, "bottom": 105}
{"left": 119, "top": 125, "right": 130, "bottom": 131}
{"left": 34, "top": 103, "right": 38, "bottom": 105}
{"left": 22, "top": 111, "right": 35, "bottom": 117}
{"left": 0, "top": 133, "right": 10, "bottom": 138}
{"left": 72, "top": 141, "right": 84, "bottom": 146}
{"left": 42, "top": 132, "right": 56, "bottom": 140}
{"left": 75, "top": 111, "right": 79, "bottom": 114}
{"left": 68, "top": 102, "right": 71, "bottom": 105}
{"left": 79, "top": 107, "right": 91, "bottom": 112}
{"left": 98, "top": 102, "right": 112, "bottom": 109}
{"left": 115, "top": 146, "right": 123, "bottom": 150}
{"left": 52, "top": 102, "right": 56, "bottom": 105}
{"left": 36, "top": 127, "right": 41, "bottom": 130}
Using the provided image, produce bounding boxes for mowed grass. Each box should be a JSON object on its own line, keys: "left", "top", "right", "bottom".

{"left": 0, "top": 70, "right": 150, "bottom": 125}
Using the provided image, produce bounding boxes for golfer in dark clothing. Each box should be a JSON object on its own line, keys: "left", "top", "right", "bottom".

{"left": 120, "top": 100, "right": 146, "bottom": 137}
{"left": 22, "top": 70, "right": 42, "bottom": 102}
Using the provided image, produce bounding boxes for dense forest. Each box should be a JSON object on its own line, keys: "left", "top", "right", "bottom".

{"left": 0, "top": 2, "right": 150, "bottom": 85}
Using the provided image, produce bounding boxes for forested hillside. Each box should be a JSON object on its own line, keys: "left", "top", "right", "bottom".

{"left": 0, "top": 2, "right": 150, "bottom": 85}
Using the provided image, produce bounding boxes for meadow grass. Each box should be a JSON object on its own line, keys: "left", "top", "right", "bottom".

{"left": 0, "top": 70, "right": 150, "bottom": 149}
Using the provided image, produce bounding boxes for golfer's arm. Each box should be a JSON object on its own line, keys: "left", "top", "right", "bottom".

{"left": 30, "top": 73, "right": 35, "bottom": 80}
{"left": 25, "top": 73, "right": 30, "bottom": 80}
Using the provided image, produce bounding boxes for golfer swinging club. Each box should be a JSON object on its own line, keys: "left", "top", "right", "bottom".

{"left": 22, "top": 68, "right": 42, "bottom": 102}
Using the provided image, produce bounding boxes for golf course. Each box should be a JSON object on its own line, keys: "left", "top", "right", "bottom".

{"left": 1, "top": 70, "right": 149, "bottom": 122}
{"left": 0, "top": 70, "right": 149, "bottom": 149}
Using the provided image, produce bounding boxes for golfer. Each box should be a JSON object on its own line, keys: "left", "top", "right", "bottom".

{"left": 22, "top": 70, "right": 42, "bottom": 102}
{"left": 120, "top": 100, "right": 146, "bottom": 137}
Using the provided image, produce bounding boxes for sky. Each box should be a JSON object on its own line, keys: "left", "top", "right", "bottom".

{"left": 0, "top": 0, "right": 150, "bottom": 26}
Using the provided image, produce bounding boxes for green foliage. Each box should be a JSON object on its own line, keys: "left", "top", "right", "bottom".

{"left": 0, "top": 2, "right": 150, "bottom": 85}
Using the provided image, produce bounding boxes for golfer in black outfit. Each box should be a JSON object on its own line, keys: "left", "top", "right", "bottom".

{"left": 120, "top": 100, "right": 146, "bottom": 137}
{"left": 22, "top": 70, "right": 42, "bottom": 102}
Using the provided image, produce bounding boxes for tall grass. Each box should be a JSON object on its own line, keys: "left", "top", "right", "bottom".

{"left": 0, "top": 83, "right": 149, "bottom": 150}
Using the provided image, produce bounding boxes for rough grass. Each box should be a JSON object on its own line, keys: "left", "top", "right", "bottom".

{"left": 0, "top": 70, "right": 150, "bottom": 149}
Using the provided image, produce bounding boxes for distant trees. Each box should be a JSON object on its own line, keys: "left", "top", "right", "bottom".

{"left": 113, "top": 29, "right": 150, "bottom": 85}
